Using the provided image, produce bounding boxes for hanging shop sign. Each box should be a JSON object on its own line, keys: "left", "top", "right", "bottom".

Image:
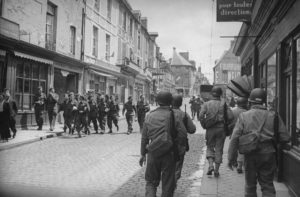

{"left": 216, "top": 0, "right": 253, "bottom": 22}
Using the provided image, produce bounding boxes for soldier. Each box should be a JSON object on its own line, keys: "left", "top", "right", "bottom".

{"left": 194, "top": 96, "right": 202, "bottom": 121}
{"left": 107, "top": 95, "right": 119, "bottom": 133}
{"left": 60, "top": 93, "right": 69, "bottom": 133}
{"left": 63, "top": 92, "right": 78, "bottom": 134}
{"left": 97, "top": 95, "right": 108, "bottom": 134}
{"left": 228, "top": 97, "right": 248, "bottom": 174}
{"left": 172, "top": 94, "right": 196, "bottom": 185}
{"left": 46, "top": 88, "right": 59, "bottom": 131}
{"left": 228, "top": 89, "right": 290, "bottom": 197}
{"left": 88, "top": 95, "right": 98, "bottom": 134}
{"left": 122, "top": 96, "right": 137, "bottom": 135}
{"left": 136, "top": 95, "right": 150, "bottom": 132}
{"left": 4, "top": 89, "right": 18, "bottom": 138}
{"left": 75, "top": 95, "right": 90, "bottom": 137}
{"left": 140, "top": 91, "right": 178, "bottom": 197}
{"left": 199, "top": 86, "right": 234, "bottom": 177}
{"left": 189, "top": 96, "right": 196, "bottom": 120}
{"left": 33, "top": 86, "right": 46, "bottom": 130}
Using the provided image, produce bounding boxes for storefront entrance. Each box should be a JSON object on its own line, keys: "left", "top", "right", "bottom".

{"left": 54, "top": 68, "right": 78, "bottom": 103}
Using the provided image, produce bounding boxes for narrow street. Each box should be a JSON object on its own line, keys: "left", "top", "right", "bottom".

{"left": 0, "top": 100, "right": 206, "bottom": 197}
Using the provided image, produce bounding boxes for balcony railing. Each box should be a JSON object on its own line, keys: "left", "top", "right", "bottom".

{"left": 0, "top": 16, "right": 20, "bottom": 40}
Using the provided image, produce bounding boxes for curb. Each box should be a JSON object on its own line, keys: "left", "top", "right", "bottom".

{"left": 0, "top": 132, "right": 64, "bottom": 152}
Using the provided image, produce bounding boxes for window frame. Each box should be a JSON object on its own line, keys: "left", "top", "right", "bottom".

{"left": 105, "top": 34, "right": 111, "bottom": 61}
{"left": 70, "top": 26, "right": 76, "bottom": 55}
{"left": 92, "top": 26, "right": 98, "bottom": 57}
{"left": 94, "top": 0, "right": 100, "bottom": 12}
{"left": 45, "top": 2, "right": 57, "bottom": 51}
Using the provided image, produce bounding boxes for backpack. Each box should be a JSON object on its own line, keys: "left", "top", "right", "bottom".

{"left": 200, "top": 101, "right": 222, "bottom": 129}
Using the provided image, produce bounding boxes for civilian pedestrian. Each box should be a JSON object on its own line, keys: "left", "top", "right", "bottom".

{"left": 46, "top": 88, "right": 59, "bottom": 131}
{"left": 33, "top": 86, "right": 46, "bottom": 130}
{"left": 0, "top": 93, "right": 11, "bottom": 142}
{"left": 4, "top": 89, "right": 18, "bottom": 138}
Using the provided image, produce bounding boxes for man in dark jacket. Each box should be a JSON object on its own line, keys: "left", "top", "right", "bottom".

{"left": 75, "top": 95, "right": 90, "bottom": 137}
{"left": 46, "top": 88, "right": 59, "bottom": 131}
{"left": 97, "top": 94, "right": 107, "bottom": 134}
{"left": 123, "top": 96, "right": 136, "bottom": 135}
{"left": 88, "top": 95, "right": 98, "bottom": 134}
{"left": 137, "top": 95, "right": 150, "bottom": 132}
{"left": 107, "top": 95, "right": 119, "bottom": 133}
{"left": 63, "top": 92, "right": 78, "bottom": 134}
{"left": 4, "top": 89, "right": 18, "bottom": 138}
{"left": 140, "top": 91, "right": 179, "bottom": 197}
{"left": 228, "top": 97, "right": 248, "bottom": 174}
{"left": 172, "top": 94, "right": 196, "bottom": 184}
{"left": 228, "top": 88, "right": 290, "bottom": 197}
{"left": 199, "top": 86, "right": 234, "bottom": 177}
{"left": 33, "top": 86, "right": 46, "bottom": 130}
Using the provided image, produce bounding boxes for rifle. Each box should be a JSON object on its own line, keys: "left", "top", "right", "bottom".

{"left": 183, "top": 104, "right": 190, "bottom": 152}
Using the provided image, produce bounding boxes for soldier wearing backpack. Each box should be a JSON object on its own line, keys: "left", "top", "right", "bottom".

{"left": 199, "top": 86, "right": 234, "bottom": 177}
{"left": 172, "top": 94, "right": 196, "bottom": 185}
{"left": 228, "top": 88, "right": 290, "bottom": 197}
{"left": 140, "top": 91, "right": 181, "bottom": 197}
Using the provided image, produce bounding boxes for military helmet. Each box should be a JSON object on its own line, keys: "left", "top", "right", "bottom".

{"left": 156, "top": 91, "right": 172, "bottom": 106}
{"left": 172, "top": 94, "right": 183, "bottom": 107}
{"left": 248, "top": 88, "right": 266, "bottom": 104}
{"left": 236, "top": 97, "right": 248, "bottom": 107}
{"left": 211, "top": 86, "right": 223, "bottom": 97}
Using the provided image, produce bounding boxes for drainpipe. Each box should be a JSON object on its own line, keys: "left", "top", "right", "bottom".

{"left": 81, "top": 0, "right": 86, "bottom": 93}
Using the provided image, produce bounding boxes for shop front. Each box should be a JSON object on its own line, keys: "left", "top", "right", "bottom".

{"left": 233, "top": 1, "right": 300, "bottom": 196}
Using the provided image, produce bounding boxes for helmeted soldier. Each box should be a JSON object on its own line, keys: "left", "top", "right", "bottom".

{"left": 172, "top": 94, "right": 196, "bottom": 185}
{"left": 228, "top": 97, "right": 248, "bottom": 173}
{"left": 228, "top": 88, "right": 290, "bottom": 197}
{"left": 33, "top": 86, "right": 46, "bottom": 130}
{"left": 194, "top": 96, "right": 202, "bottom": 121}
{"left": 97, "top": 95, "right": 108, "bottom": 134}
{"left": 123, "top": 96, "right": 137, "bottom": 135}
{"left": 199, "top": 86, "right": 234, "bottom": 177}
{"left": 136, "top": 95, "right": 150, "bottom": 132}
{"left": 189, "top": 96, "right": 197, "bottom": 120}
{"left": 63, "top": 92, "right": 78, "bottom": 134}
{"left": 140, "top": 91, "right": 179, "bottom": 197}
{"left": 46, "top": 88, "right": 59, "bottom": 131}
{"left": 88, "top": 95, "right": 98, "bottom": 134}
{"left": 75, "top": 95, "right": 90, "bottom": 137}
{"left": 4, "top": 89, "right": 18, "bottom": 138}
{"left": 107, "top": 95, "right": 119, "bottom": 133}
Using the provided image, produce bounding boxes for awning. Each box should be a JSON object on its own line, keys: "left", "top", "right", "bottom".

{"left": 14, "top": 51, "right": 53, "bottom": 65}
{"left": 91, "top": 70, "right": 113, "bottom": 78}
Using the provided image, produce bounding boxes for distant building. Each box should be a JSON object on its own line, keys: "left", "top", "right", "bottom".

{"left": 213, "top": 40, "right": 241, "bottom": 98}
{"left": 170, "top": 48, "right": 196, "bottom": 97}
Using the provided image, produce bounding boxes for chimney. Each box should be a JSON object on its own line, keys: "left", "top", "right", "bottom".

{"left": 141, "top": 17, "right": 148, "bottom": 29}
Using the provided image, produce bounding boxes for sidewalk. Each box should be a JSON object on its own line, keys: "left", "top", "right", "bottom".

{"left": 0, "top": 105, "right": 157, "bottom": 152}
{"left": 199, "top": 138, "right": 291, "bottom": 197}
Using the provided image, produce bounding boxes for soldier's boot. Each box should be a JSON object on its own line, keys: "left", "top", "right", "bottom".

{"left": 108, "top": 129, "right": 112, "bottom": 134}
{"left": 237, "top": 161, "right": 243, "bottom": 174}
{"left": 116, "top": 124, "right": 119, "bottom": 132}
{"left": 100, "top": 129, "right": 104, "bottom": 134}
{"left": 214, "top": 163, "right": 220, "bottom": 178}
{"left": 207, "top": 158, "right": 214, "bottom": 175}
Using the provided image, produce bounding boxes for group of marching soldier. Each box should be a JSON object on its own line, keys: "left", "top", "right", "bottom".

{"left": 32, "top": 86, "right": 151, "bottom": 138}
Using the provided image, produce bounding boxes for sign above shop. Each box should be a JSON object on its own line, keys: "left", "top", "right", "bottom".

{"left": 216, "top": 0, "right": 253, "bottom": 22}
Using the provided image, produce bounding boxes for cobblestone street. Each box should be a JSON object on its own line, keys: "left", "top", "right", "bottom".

{"left": 0, "top": 103, "right": 206, "bottom": 197}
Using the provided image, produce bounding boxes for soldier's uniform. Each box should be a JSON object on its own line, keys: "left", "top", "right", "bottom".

{"left": 123, "top": 98, "right": 136, "bottom": 134}
{"left": 97, "top": 97, "right": 107, "bottom": 134}
{"left": 107, "top": 98, "right": 119, "bottom": 133}
{"left": 173, "top": 107, "right": 196, "bottom": 182}
{"left": 194, "top": 97, "right": 202, "bottom": 120}
{"left": 136, "top": 99, "right": 150, "bottom": 131}
{"left": 63, "top": 96, "right": 78, "bottom": 134}
{"left": 189, "top": 96, "right": 197, "bottom": 120}
{"left": 4, "top": 90, "right": 18, "bottom": 138}
{"left": 199, "top": 86, "right": 234, "bottom": 177}
{"left": 33, "top": 91, "right": 46, "bottom": 130}
{"left": 88, "top": 98, "right": 98, "bottom": 133}
{"left": 75, "top": 97, "right": 90, "bottom": 137}
{"left": 228, "top": 106, "right": 290, "bottom": 197}
{"left": 140, "top": 91, "right": 178, "bottom": 197}
{"left": 46, "top": 91, "right": 59, "bottom": 131}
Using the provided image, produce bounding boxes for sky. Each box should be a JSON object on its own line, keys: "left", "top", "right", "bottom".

{"left": 127, "top": 0, "right": 242, "bottom": 83}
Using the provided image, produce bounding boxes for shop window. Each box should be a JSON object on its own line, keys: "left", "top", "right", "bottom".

{"left": 267, "top": 53, "right": 277, "bottom": 110}
{"left": 296, "top": 37, "right": 300, "bottom": 146}
{"left": 15, "top": 60, "right": 48, "bottom": 111}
